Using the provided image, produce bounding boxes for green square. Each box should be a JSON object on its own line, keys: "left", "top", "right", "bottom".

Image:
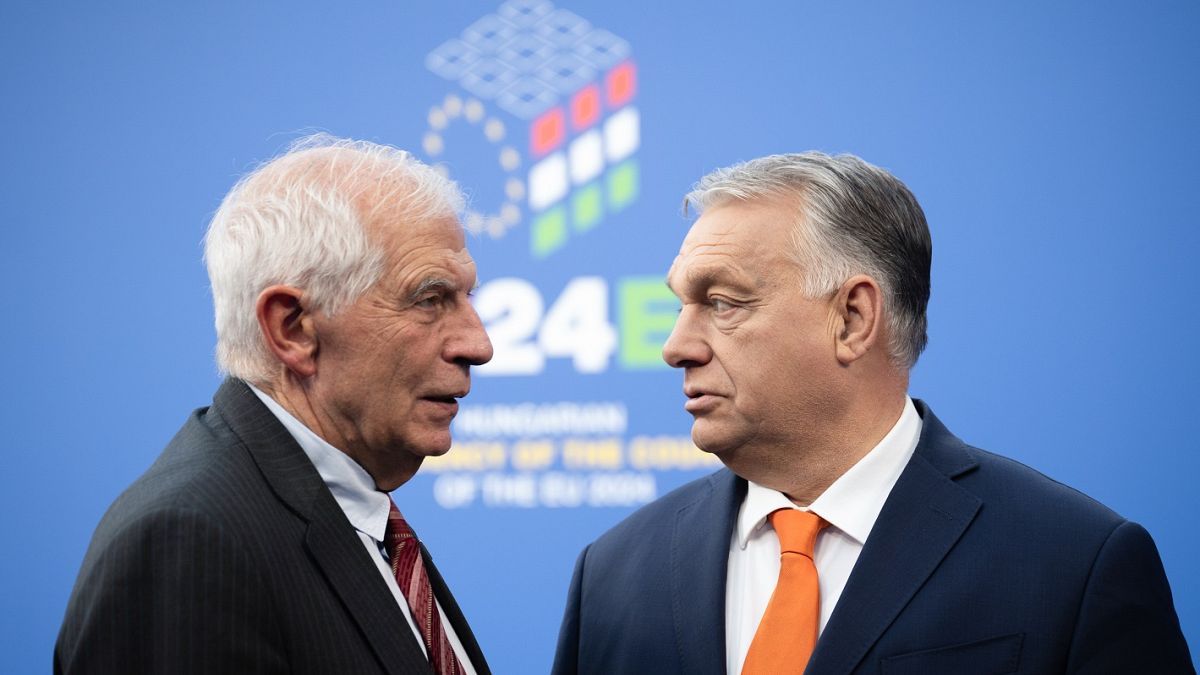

{"left": 572, "top": 183, "right": 603, "bottom": 232}
{"left": 607, "top": 159, "right": 639, "bottom": 211}
{"left": 531, "top": 207, "right": 568, "bottom": 258}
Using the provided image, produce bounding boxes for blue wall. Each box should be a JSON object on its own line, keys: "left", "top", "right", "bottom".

{"left": 3, "top": 2, "right": 1197, "bottom": 672}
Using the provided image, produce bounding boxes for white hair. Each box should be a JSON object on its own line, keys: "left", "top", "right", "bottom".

{"left": 203, "top": 133, "right": 465, "bottom": 384}
{"left": 685, "top": 152, "right": 932, "bottom": 368}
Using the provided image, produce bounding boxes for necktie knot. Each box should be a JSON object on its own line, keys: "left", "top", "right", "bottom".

{"left": 386, "top": 501, "right": 417, "bottom": 551}
{"left": 769, "top": 509, "right": 826, "bottom": 558}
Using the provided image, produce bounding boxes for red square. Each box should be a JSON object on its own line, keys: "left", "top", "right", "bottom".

{"left": 571, "top": 84, "right": 601, "bottom": 131}
{"left": 605, "top": 61, "right": 637, "bottom": 108}
{"left": 531, "top": 107, "right": 565, "bottom": 157}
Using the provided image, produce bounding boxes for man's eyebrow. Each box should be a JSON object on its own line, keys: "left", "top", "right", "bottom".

{"left": 669, "top": 265, "right": 756, "bottom": 296}
{"left": 408, "top": 277, "right": 458, "bottom": 300}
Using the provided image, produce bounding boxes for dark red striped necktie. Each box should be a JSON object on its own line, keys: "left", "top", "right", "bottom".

{"left": 385, "top": 500, "right": 465, "bottom": 675}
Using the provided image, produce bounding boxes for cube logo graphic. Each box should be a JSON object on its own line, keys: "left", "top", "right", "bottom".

{"left": 423, "top": 0, "right": 639, "bottom": 258}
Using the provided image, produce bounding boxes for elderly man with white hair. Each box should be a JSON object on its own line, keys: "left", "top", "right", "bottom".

{"left": 56, "top": 135, "right": 494, "bottom": 675}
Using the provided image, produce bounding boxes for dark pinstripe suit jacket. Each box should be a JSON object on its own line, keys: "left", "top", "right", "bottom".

{"left": 56, "top": 378, "right": 491, "bottom": 674}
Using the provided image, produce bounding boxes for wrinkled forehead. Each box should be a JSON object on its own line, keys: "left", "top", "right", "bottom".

{"left": 673, "top": 208, "right": 766, "bottom": 265}
{"left": 667, "top": 227, "right": 750, "bottom": 295}
{"left": 668, "top": 200, "right": 799, "bottom": 292}
{"left": 366, "top": 218, "right": 477, "bottom": 296}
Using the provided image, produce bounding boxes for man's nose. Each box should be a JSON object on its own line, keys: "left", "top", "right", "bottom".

{"left": 662, "top": 306, "right": 711, "bottom": 369}
{"left": 448, "top": 303, "right": 494, "bottom": 366}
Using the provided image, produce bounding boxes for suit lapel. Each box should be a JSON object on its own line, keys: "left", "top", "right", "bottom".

{"left": 423, "top": 543, "right": 491, "bottom": 675}
{"left": 807, "top": 402, "right": 982, "bottom": 675}
{"left": 212, "top": 379, "right": 430, "bottom": 675}
{"left": 304, "top": 512, "right": 433, "bottom": 675}
{"left": 670, "top": 470, "right": 745, "bottom": 675}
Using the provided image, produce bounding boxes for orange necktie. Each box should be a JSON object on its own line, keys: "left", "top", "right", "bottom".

{"left": 741, "top": 509, "right": 828, "bottom": 675}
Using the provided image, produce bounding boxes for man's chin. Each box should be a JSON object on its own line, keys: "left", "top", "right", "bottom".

{"left": 691, "top": 425, "right": 745, "bottom": 462}
{"left": 392, "top": 432, "right": 453, "bottom": 466}
{"left": 419, "top": 434, "right": 454, "bottom": 457}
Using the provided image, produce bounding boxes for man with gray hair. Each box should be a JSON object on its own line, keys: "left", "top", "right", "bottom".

{"left": 553, "top": 153, "right": 1192, "bottom": 674}
{"left": 57, "top": 135, "right": 494, "bottom": 674}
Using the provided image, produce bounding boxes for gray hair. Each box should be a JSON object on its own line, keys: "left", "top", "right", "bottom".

{"left": 203, "top": 133, "right": 465, "bottom": 384}
{"left": 684, "top": 152, "right": 931, "bottom": 368}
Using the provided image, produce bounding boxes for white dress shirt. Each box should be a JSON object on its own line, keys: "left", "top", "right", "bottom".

{"left": 249, "top": 385, "right": 477, "bottom": 674}
{"left": 725, "top": 397, "right": 922, "bottom": 675}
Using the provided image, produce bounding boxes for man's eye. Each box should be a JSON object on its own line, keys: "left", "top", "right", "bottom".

{"left": 711, "top": 297, "right": 734, "bottom": 313}
{"left": 415, "top": 295, "right": 441, "bottom": 309}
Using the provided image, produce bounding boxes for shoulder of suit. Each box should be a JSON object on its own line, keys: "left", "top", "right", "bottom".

{"left": 98, "top": 401, "right": 269, "bottom": 534}
{"left": 951, "top": 443, "right": 1127, "bottom": 531}
{"left": 589, "top": 469, "right": 733, "bottom": 548}
{"left": 915, "top": 401, "right": 1129, "bottom": 532}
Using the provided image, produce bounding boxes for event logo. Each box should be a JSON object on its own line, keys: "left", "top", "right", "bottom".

{"left": 422, "top": 0, "right": 639, "bottom": 258}
{"left": 415, "top": 2, "right": 716, "bottom": 511}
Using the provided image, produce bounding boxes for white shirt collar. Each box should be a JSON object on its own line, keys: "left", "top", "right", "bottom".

{"left": 736, "top": 397, "right": 922, "bottom": 549}
{"left": 247, "top": 383, "right": 391, "bottom": 543}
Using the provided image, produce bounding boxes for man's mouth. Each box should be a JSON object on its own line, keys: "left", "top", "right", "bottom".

{"left": 424, "top": 395, "right": 459, "bottom": 404}
{"left": 683, "top": 388, "right": 721, "bottom": 413}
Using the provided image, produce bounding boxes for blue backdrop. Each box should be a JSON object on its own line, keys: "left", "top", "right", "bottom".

{"left": 3, "top": 2, "right": 1197, "bottom": 673}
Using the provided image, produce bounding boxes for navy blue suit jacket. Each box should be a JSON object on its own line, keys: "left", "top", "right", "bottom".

{"left": 552, "top": 401, "right": 1193, "bottom": 674}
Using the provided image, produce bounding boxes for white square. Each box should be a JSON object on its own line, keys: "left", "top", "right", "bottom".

{"left": 568, "top": 130, "right": 604, "bottom": 185}
{"left": 604, "top": 106, "right": 640, "bottom": 163}
{"left": 528, "top": 152, "right": 568, "bottom": 210}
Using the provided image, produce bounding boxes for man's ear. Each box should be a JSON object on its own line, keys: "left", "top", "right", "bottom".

{"left": 834, "top": 274, "right": 884, "bottom": 366}
{"left": 256, "top": 285, "right": 318, "bottom": 378}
